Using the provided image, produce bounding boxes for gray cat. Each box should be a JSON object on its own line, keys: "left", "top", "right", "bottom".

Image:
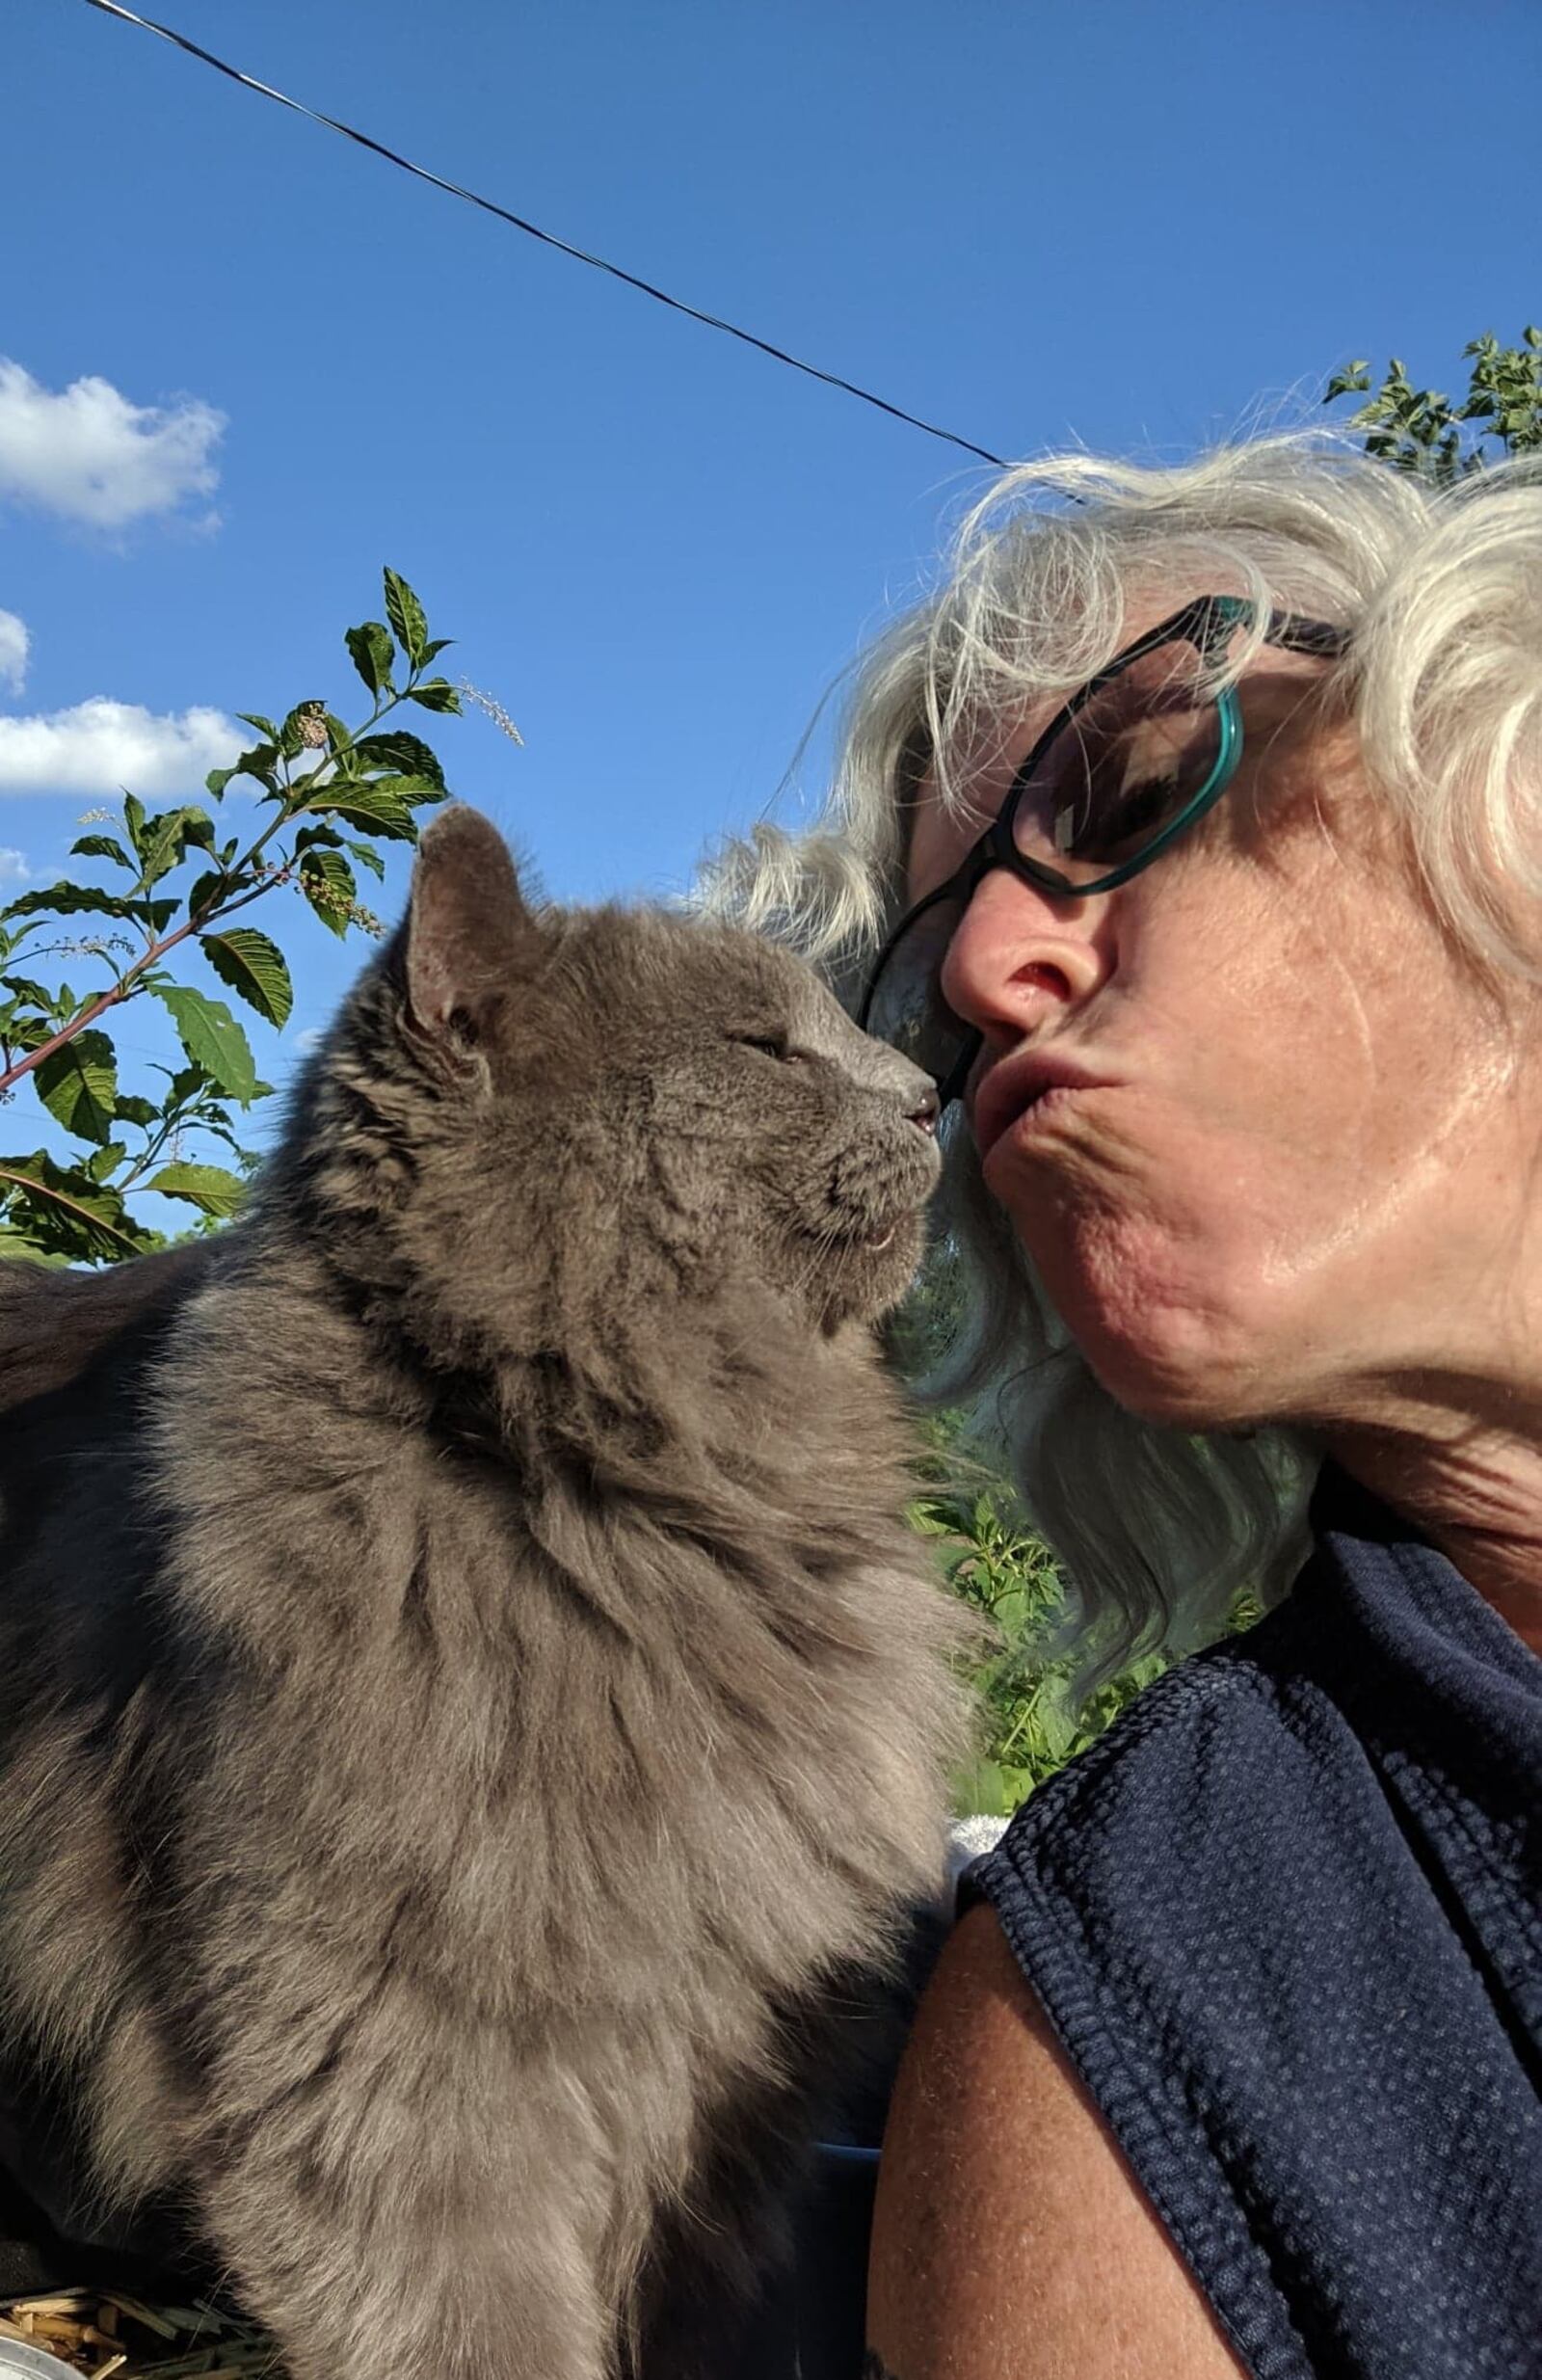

{"left": 0, "top": 806, "right": 971, "bottom": 2379}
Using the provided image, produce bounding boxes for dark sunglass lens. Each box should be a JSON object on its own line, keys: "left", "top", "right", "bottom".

{"left": 863, "top": 897, "right": 970, "bottom": 1085}
{"left": 1011, "top": 639, "right": 1222, "bottom": 874}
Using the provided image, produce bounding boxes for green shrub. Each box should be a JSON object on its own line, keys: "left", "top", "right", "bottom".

{"left": 904, "top": 1434, "right": 1168, "bottom": 1817}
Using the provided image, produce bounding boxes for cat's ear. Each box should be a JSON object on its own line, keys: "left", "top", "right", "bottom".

{"left": 403, "top": 805, "right": 542, "bottom": 1049}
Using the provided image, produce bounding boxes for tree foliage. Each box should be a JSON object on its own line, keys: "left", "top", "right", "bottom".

{"left": 908, "top": 1457, "right": 1171, "bottom": 1814}
{"left": 0, "top": 570, "right": 459, "bottom": 1262}
{"left": 1325, "top": 325, "right": 1542, "bottom": 480}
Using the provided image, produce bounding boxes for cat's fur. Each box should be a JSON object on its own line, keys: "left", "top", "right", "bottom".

{"left": 0, "top": 807, "right": 971, "bottom": 2379}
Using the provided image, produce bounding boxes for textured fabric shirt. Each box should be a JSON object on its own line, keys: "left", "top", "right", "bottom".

{"left": 967, "top": 1464, "right": 1542, "bottom": 2379}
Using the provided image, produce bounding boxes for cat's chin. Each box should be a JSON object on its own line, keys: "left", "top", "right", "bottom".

{"left": 820, "top": 1210, "right": 929, "bottom": 1325}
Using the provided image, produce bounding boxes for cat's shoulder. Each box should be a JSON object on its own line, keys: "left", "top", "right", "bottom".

{"left": 0, "top": 1243, "right": 217, "bottom": 1412}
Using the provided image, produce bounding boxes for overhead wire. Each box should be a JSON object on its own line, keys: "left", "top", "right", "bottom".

{"left": 72, "top": 0, "right": 1011, "bottom": 472}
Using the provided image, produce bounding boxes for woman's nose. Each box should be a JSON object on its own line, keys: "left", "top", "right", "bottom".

{"left": 938, "top": 864, "right": 1108, "bottom": 1041}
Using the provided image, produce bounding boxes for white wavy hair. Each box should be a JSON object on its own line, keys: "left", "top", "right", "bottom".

{"left": 699, "top": 431, "right": 1542, "bottom": 1666}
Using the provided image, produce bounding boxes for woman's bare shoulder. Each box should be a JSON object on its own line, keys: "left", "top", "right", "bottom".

{"left": 866, "top": 1901, "right": 1249, "bottom": 2380}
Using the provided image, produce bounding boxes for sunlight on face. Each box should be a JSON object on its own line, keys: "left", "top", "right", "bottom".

{"left": 906, "top": 640, "right": 1541, "bottom": 1433}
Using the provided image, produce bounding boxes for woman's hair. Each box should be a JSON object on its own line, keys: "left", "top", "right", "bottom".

{"left": 699, "top": 432, "right": 1542, "bottom": 1669}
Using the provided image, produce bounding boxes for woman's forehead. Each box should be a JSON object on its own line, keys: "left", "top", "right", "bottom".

{"left": 905, "top": 760, "right": 1005, "bottom": 907}
{"left": 901, "top": 591, "right": 1184, "bottom": 896}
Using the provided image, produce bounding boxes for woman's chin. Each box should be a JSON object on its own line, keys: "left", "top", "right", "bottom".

{"left": 1027, "top": 1227, "right": 1289, "bottom": 1431}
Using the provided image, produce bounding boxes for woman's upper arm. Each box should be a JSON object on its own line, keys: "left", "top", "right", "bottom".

{"left": 865, "top": 1900, "right": 1250, "bottom": 2380}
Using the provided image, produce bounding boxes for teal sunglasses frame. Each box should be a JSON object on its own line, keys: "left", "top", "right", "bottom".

{"left": 858, "top": 594, "right": 1351, "bottom": 1109}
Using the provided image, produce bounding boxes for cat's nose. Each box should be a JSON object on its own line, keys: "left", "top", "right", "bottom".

{"left": 908, "top": 1084, "right": 940, "bottom": 1137}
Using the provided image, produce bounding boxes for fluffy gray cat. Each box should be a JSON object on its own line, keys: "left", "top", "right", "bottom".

{"left": 0, "top": 806, "right": 971, "bottom": 2379}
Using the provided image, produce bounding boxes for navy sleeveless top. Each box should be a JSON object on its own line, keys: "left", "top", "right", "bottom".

{"left": 966, "top": 1464, "right": 1542, "bottom": 2379}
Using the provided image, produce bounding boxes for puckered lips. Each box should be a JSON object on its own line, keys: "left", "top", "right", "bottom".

{"left": 970, "top": 1048, "right": 1116, "bottom": 1165}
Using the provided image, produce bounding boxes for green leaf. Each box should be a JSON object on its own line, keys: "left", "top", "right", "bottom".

{"left": 1324, "top": 361, "right": 1371, "bottom": 402}
{"left": 343, "top": 838, "right": 386, "bottom": 880}
{"left": 155, "top": 1061, "right": 210, "bottom": 1108}
{"left": 138, "top": 804, "right": 215, "bottom": 887}
{"left": 371, "top": 773, "right": 445, "bottom": 798}
{"left": 949, "top": 1757, "right": 1023, "bottom": 1821}
{"left": 351, "top": 729, "right": 444, "bottom": 787}
{"left": 345, "top": 621, "right": 396, "bottom": 697}
{"left": 383, "top": 569, "right": 429, "bottom": 668}
{"left": 0, "top": 1150, "right": 149, "bottom": 1261}
{"left": 406, "top": 680, "right": 462, "bottom": 714}
{"left": 0, "top": 1015, "right": 55, "bottom": 1055}
{"left": 419, "top": 638, "right": 453, "bottom": 664}
{"left": 302, "top": 782, "right": 418, "bottom": 841}
{"left": 70, "top": 834, "right": 138, "bottom": 869}
{"left": 1032, "top": 1690, "right": 1080, "bottom": 1763}
{"left": 186, "top": 868, "right": 235, "bottom": 921}
{"left": 149, "top": 983, "right": 259, "bottom": 1106}
{"left": 33, "top": 1028, "right": 119, "bottom": 1145}
{"left": 114, "top": 1092, "right": 158, "bottom": 1127}
{"left": 323, "top": 712, "right": 361, "bottom": 776}
{"left": 1, "top": 975, "right": 64, "bottom": 1014}
{"left": 237, "top": 713, "right": 279, "bottom": 740}
{"left": 231, "top": 741, "right": 279, "bottom": 791}
{"left": 85, "top": 1139, "right": 127, "bottom": 1184}
{"left": 200, "top": 926, "right": 294, "bottom": 1029}
{"left": 3, "top": 881, "right": 139, "bottom": 922}
{"left": 147, "top": 1160, "right": 249, "bottom": 1217}
{"left": 205, "top": 766, "right": 238, "bottom": 798}
{"left": 122, "top": 792, "right": 147, "bottom": 855}
{"left": 298, "top": 848, "right": 357, "bottom": 939}
{"left": 0, "top": 1228, "right": 72, "bottom": 1267}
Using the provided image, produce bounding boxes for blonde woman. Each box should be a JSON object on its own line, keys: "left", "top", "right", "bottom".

{"left": 711, "top": 438, "right": 1542, "bottom": 2379}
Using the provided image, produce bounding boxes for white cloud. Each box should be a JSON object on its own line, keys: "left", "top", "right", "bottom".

{"left": 0, "top": 360, "right": 226, "bottom": 531}
{"left": 0, "top": 846, "right": 30, "bottom": 884}
{"left": 0, "top": 611, "right": 27, "bottom": 693}
{"left": 0, "top": 698, "right": 240, "bottom": 796}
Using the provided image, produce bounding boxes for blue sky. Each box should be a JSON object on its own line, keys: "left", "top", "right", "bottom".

{"left": 3, "top": 0, "right": 1540, "bottom": 1136}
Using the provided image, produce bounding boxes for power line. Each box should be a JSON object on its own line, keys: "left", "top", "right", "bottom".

{"left": 72, "top": 0, "right": 1011, "bottom": 472}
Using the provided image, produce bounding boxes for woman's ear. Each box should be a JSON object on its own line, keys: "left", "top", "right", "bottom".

{"left": 403, "top": 805, "right": 543, "bottom": 1048}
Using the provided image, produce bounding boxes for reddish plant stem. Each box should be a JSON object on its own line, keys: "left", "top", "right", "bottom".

{"left": 0, "top": 837, "right": 297, "bottom": 1101}
{"left": 0, "top": 910, "right": 208, "bottom": 1098}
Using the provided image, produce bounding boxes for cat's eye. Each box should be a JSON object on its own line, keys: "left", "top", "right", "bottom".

{"left": 729, "top": 1031, "right": 803, "bottom": 1063}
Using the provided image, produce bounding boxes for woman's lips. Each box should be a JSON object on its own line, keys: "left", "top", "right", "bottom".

{"left": 970, "top": 1055, "right": 1114, "bottom": 1164}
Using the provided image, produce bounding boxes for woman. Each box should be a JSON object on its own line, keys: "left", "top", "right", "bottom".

{"left": 710, "top": 436, "right": 1542, "bottom": 2378}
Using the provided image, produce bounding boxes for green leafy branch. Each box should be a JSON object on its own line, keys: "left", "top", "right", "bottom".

{"left": 1325, "top": 325, "right": 1542, "bottom": 481}
{"left": 0, "top": 569, "right": 466, "bottom": 1263}
{"left": 907, "top": 1457, "right": 1168, "bottom": 1816}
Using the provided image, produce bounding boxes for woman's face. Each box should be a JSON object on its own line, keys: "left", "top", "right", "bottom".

{"left": 909, "top": 617, "right": 1542, "bottom": 1433}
